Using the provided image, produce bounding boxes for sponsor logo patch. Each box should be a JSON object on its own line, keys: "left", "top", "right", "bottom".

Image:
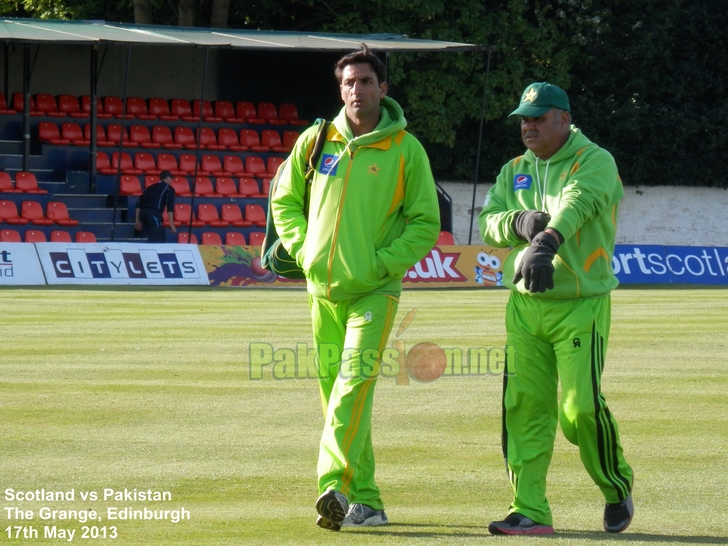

{"left": 513, "top": 174, "right": 533, "bottom": 191}
{"left": 320, "top": 154, "right": 339, "bottom": 176}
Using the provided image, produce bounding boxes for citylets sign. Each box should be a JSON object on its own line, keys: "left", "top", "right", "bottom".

{"left": 36, "top": 243, "right": 209, "bottom": 285}
{"left": 613, "top": 245, "right": 728, "bottom": 285}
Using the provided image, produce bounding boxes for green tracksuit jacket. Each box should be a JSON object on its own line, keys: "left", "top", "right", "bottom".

{"left": 271, "top": 97, "right": 441, "bottom": 301}
{"left": 479, "top": 126, "right": 623, "bottom": 299}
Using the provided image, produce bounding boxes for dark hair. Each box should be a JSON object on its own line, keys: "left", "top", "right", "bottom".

{"left": 334, "top": 44, "right": 387, "bottom": 85}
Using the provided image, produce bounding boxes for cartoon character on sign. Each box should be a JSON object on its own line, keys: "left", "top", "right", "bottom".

{"left": 475, "top": 251, "right": 503, "bottom": 286}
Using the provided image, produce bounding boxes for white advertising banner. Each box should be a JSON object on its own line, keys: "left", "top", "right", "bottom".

{"left": 36, "top": 243, "right": 209, "bottom": 285}
{"left": 0, "top": 243, "right": 47, "bottom": 285}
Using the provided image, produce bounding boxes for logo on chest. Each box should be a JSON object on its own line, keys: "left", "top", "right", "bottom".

{"left": 320, "top": 154, "right": 340, "bottom": 176}
{"left": 513, "top": 174, "right": 533, "bottom": 191}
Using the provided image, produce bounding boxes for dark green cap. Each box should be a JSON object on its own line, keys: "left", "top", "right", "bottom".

{"left": 509, "top": 82, "right": 570, "bottom": 118}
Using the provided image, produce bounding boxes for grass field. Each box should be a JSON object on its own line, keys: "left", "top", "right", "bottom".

{"left": 1, "top": 286, "right": 727, "bottom": 545}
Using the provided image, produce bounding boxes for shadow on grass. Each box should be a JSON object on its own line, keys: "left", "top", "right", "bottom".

{"left": 352, "top": 524, "right": 728, "bottom": 543}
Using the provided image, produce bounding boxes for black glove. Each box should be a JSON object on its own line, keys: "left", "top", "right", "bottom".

{"left": 512, "top": 210, "right": 551, "bottom": 242}
{"left": 512, "top": 231, "right": 560, "bottom": 293}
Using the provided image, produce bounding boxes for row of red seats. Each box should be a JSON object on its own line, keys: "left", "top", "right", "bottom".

{"left": 2, "top": 93, "right": 307, "bottom": 126}
{"left": 39, "top": 122, "right": 299, "bottom": 153}
{"left": 0, "top": 199, "right": 79, "bottom": 226}
{"left": 178, "top": 231, "right": 264, "bottom": 246}
{"left": 0, "top": 171, "right": 48, "bottom": 194}
{"left": 98, "top": 151, "right": 282, "bottom": 179}
{"left": 164, "top": 202, "right": 266, "bottom": 228}
{"left": 121, "top": 174, "right": 268, "bottom": 198}
{"left": 0, "top": 229, "right": 95, "bottom": 243}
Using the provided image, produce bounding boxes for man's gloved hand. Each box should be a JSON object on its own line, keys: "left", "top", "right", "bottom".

{"left": 512, "top": 210, "right": 551, "bottom": 242}
{"left": 512, "top": 230, "right": 560, "bottom": 293}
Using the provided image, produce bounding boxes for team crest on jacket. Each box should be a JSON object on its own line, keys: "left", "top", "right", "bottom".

{"left": 320, "top": 154, "right": 339, "bottom": 176}
{"left": 513, "top": 174, "right": 533, "bottom": 191}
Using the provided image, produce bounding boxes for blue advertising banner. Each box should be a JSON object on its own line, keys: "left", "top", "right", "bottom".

{"left": 613, "top": 245, "right": 728, "bottom": 285}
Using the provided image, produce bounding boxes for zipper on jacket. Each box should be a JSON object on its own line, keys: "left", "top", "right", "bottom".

{"left": 326, "top": 148, "right": 356, "bottom": 299}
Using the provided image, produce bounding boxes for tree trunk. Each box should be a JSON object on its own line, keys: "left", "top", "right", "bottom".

{"left": 132, "top": 0, "right": 153, "bottom": 25}
{"left": 178, "top": 0, "right": 197, "bottom": 27}
{"left": 210, "top": 0, "right": 230, "bottom": 28}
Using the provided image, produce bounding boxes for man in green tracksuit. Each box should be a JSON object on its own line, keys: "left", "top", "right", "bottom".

{"left": 479, "top": 82, "right": 634, "bottom": 535}
{"left": 271, "top": 45, "right": 440, "bottom": 531}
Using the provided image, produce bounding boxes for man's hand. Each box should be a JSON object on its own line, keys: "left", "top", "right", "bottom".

{"left": 512, "top": 210, "right": 551, "bottom": 242}
{"left": 512, "top": 231, "right": 560, "bottom": 293}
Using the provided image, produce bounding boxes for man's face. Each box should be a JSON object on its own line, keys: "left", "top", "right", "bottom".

{"left": 520, "top": 109, "right": 570, "bottom": 159}
{"left": 339, "top": 62, "right": 387, "bottom": 123}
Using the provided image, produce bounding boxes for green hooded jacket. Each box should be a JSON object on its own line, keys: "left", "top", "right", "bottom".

{"left": 479, "top": 126, "right": 623, "bottom": 300}
{"left": 272, "top": 96, "right": 441, "bottom": 301}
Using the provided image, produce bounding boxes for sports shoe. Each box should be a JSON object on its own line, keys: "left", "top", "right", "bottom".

{"left": 342, "top": 503, "right": 389, "bottom": 527}
{"left": 603, "top": 493, "right": 634, "bottom": 533}
{"left": 315, "top": 490, "right": 349, "bottom": 532}
{"left": 488, "top": 513, "right": 555, "bottom": 535}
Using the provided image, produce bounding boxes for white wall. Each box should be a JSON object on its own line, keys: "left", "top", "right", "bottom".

{"left": 442, "top": 182, "right": 728, "bottom": 247}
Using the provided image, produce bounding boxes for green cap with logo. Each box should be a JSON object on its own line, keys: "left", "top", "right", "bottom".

{"left": 509, "top": 82, "right": 570, "bottom": 118}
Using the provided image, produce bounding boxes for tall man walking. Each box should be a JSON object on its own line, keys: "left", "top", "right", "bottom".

{"left": 271, "top": 45, "right": 440, "bottom": 531}
{"left": 479, "top": 82, "right": 634, "bottom": 535}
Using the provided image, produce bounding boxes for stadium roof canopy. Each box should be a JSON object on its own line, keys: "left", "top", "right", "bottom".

{"left": 0, "top": 18, "right": 483, "bottom": 52}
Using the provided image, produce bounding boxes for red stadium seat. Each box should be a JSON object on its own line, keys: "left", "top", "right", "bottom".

{"left": 248, "top": 231, "right": 265, "bottom": 247}
{"left": 148, "top": 98, "right": 176, "bottom": 120}
{"left": 13, "top": 93, "right": 39, "bottom": 115}
{"left": 151, "top": 126, "right": 181, "bottom": 149}
{"left": 35, "top": 93, "right": 63, "bottom": 117}
{"left": 225, "top": 232, "right": 247, "bottom": 246}
{"left": 198, "top": 128, "right": 225, "bottom": 151}
{"left": 177, "top": 154, "right": 198, "bottom": 175}
{"left": 24, "top": 229, "right": 47, "bottom": 242}
{"left": 156, "top": 153, "right": 182, "bottom": 175}
{"left": 57, "top": 94, "right": 85, "bottom": 118}
{"left": 96, "top": 152, "right": 115, "bottom": 175}
{"left": 222, "top": 155, "right": 246, "bottom": 177}
{"left": 170, "top": 176, "right": 193, "bottom": 197}
{"left": 235, "top": 101, "right": 264, "bottom": 124}
{"left": 102, "top": 96, "right": 126, "bottom": 118}
{"left": 192, "top": 100, "right": 222, "bottom": 122}
{"left": 245, "top": 203, "right": 267, "bottom": 226}
{"left": 174, "top": 126, "right": 198, "bottom": 150}
{"left": 0, "top": 172, "right": 18, "bottom": 193}
{"left": 177, "top": 232, "right": 198, "bottom": 244}
{"left": 106, "top": 124, "right": 135, "bottom": 147}
{"left": 239, "top": 129, "right": 267, "bottom": 152}
{"left": 0, "top": 229, "right": 22, "bottom": 242}
{"left": 267, "top": 156, "right": 284, "bottom": 175}
{"left": 192, "top": 176, "right": 217, "bottom": 197}
{"left": 46, "top": 201, "right": 79, "bottom": 226}
{"left": 50, "top": 230, "right": 73, "bottom": 242}
{"left": 21, "top": 200, "right": 54, "bottom": 225}
{"left": 261, "top": 130, "right": 288, "bottom": 153}
{"left": 261, "top": 178, "right": 271, "bottom": 197}
{"left": 80, "top": 95, "right": 111, "bottom": 118}
{"left": 200, "top": 155, "right": 225, "bottom": 177}
{"left": 0, "top": 200, "right": 28, "bottom": 224}
{"left": 283, "top": 130, "right": 301, "bottom": 150}
{"left": 127, "top": 97, "right": 155, "bottom": 120}
{"left": 170, "top": 98, "right": 196, "bottom": 121}
{"left": 257, "top": 102, "right": 284, "bottom": 125}
{"left": 134, "top": 152, "right": 160, "bottom": 175}
{"left": 144, "top": 175, "right": 159, "bottom": 189}
{"left": 130, "top": 125, "right": 159, "bottom": 148}
{"left": 220, "top": 203, "right": 250, "bottom": 227}
{"left": 244, "top": 156, "right": 267, "bottom": 178}
{"left": 201, "top": 232, "right": 223, "bottom": 245}
{"left": 85, "top": 124, "right": 112, "bottom": 147}
{"left": 38, "top": 122, "right": 69, "bottom": 145}
{"left": 119, "top": 175, "right": 143, "bottom": 196}
{"left": 238, "top": 177, "right": 263, "bottom": 198}
{"left": 75, "top": 231, "right": 97, "bottom": 243}
{"left": 197, "top": 203, "right": 227, "bottom": 227}
{"left": 15, "top": 172, "right": 48, "bottom": 194}
{"left": 110, "top": 152, "right": 141, "bottom": 175}
{"left": 436, "top": 231, "right": 455, "bottom": 245}
{"left": 214, "top": 177, "right": 240, "bottom": 198}
{"left": 214, "top": 100, "right": 241, "bottom": 123}
{"left": 174, "top": 203, "right": 204, "bottom": 227}
{"left": 278, "top": 102, "right": 308, "bottom": 125}
{"left": 218, "top": 127, "right": 243, "bottom": 151}
{"left": 61, "top": 122, "right": 90, "bottom": 145}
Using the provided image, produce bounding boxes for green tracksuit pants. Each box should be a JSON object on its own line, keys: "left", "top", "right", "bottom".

{"left": 309, "top": 293, "right": 399, "bottom": 511}
{"left": 502, "top": 291, "right": 633, "bottom": 525}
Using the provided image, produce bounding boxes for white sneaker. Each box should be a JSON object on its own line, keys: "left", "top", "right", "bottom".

{"left": 342, "top": 503, "right": 389, "bottom": 527}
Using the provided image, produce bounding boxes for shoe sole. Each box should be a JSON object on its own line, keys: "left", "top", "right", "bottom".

{"left": 489, "top": 523, "right": 555, "bottom": 535}
{"left": 316, "top": 515, "right": 341, "bottom": 532}
{"left": 315, "top": 491, "right": 347, "bottom": 528}
{"left": 342, "top": 515, "right": 389, "bottom": 527}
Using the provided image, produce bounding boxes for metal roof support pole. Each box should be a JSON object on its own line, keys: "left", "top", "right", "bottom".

{"left": 22, "top": 43, "right": 30, "bottom": 172}
{"left": 3, "top": 43, "right": 9, "bottom": 104}
{"left": 468, "top": 46, "right": 493, "bottom": 244}
{"left": 187, "top": 46, "right": 210, "bottom": 244}
{"left": 110, "top": 44, "right": 132, "bottom": 242}
{"left": 89, "top": 45, "right": 98, "bottom": 193}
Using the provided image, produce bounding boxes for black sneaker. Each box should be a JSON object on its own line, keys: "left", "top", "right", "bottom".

{"left": 603, "top": 493, "right": 633, "bottom": 533}
{"left": 488, "top": 512, "right": 555, "bottom": 535}
{"left": 315, "top": 490, "right": 349, "bottom": 532}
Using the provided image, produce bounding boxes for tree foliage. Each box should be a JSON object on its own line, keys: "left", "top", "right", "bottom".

{"left": 1, "top": 0, "right": 724, "bottom": 186}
